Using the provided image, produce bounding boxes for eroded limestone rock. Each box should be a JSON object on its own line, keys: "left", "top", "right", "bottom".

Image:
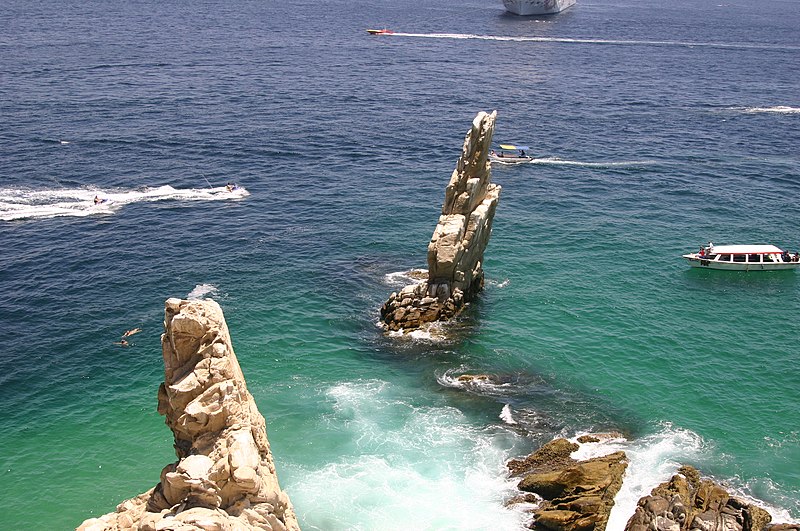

{"left": 78, "top": 298, "right": 299, "bottom": 531}
{"left": 381, "top": 111, "right": 501, "bottom": 333}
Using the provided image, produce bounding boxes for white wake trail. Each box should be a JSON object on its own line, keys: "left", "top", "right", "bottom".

{"left": 0, "top": 184, "right": 249, "bottom": 222}
{"left": 388, "top": 32, "right": 800, "bottom": 51}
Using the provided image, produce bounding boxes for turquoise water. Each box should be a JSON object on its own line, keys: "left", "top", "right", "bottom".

{"left": 1, "top": 0, "right": 799, "bottom": 529}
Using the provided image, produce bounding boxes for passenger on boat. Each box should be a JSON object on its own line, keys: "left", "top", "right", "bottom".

{"left": 519, "top": 150, "right": 526, "bottom": 157}
{"left": 698, "top": 247, "right": 706, "bottom": 257}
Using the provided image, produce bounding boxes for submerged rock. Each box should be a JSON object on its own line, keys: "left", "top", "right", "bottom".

{"left": 78, "top": 298, "right": 299, "bottom": 531}
{"left": 381, "top": 110, "right": 501, "bottom": 333}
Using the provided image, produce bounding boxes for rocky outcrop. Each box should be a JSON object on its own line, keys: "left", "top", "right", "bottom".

{"left": 78, "top": 298, "right": 299, "bottom": 531}
{"left": 507, "top": 438, "right": 628, "bottom": 531}
{"left": 506, "top": 438, "right": 797, "bottom": 531}
{"left": 381, "top": 110, "right": 501, "bottom": 332}
{"left": 625, "top": 465, "right": 776, "bottom": 531}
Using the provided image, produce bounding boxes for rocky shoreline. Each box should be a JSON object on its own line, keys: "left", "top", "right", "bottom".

{"left": 505, "top": 436, "right": 797, "bottom": 530}
{"left": 77, "top": 299, "right": 799, "bottom": 530}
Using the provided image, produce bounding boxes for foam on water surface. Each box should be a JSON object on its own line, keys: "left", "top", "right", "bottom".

{"left": 186, "top": 284, "right": 218, "bottom": 300}
{"left": 283, "top": 379, "right": 529, "bottom": 530}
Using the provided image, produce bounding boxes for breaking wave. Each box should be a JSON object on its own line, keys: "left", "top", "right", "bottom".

{"left": 283, "top": 379, "right": 529, "bottom": 530}
{"left": 0, "top": 184, "right": 249, "bottom": 221}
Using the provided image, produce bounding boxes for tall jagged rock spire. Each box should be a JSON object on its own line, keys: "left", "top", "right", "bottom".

{"left": 381, "top": 111, "right": 501, "bottom": 333}
{"left": 78, "top": 298, "right": 299, "bottom": 531}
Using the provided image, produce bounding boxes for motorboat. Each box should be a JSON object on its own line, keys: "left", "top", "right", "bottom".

{"left": 367, "top": 29, "right": 394, "bottom": 35}
{"left": 489, "top": 144, "right": 533, "bottom": 164}
{"left": 503, "top": 0, "right": 576, "bottom": 16}
{"left": 682, "top": 242, "right": 800, "bottom": 271}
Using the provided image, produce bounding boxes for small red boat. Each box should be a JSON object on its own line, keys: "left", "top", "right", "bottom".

{"left": 366, "top": 29, "right": 394, "bottom": 35}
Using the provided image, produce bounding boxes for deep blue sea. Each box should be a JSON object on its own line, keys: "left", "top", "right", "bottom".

{"left": 1, "top": 0, "right": 799, "bottom": 529}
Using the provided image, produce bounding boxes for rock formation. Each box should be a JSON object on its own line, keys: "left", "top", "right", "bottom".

{"left": 380, "top": 110, "right": 501, "bottom": 332}
{"left": 625, "top": 465, "right": 776, "bottom": 531}
{"left": 506, "top": 437, "right": 797, "bottom": 531}
{"left": 78, "top": 298, "right": 299, "bottom": 531}
{"left": 507, "top": 438, "right": 628, "bottom": 531}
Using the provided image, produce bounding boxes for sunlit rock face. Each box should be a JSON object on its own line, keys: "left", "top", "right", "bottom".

{"left": 624, "top": 465, "right": 773, "bottom": 531}
{"left": 381, "top": 111, "right": 501, "bottom": 333}
{"left": 78, "top": 298, "right": 299, "bottom": 531}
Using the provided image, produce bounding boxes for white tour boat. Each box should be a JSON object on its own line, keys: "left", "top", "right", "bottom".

{"left": 489, "top": 144, "right": 533, "bottom": 164}
{"left": 502, "top": 0, "right": 576, "bottom": 16}
{"left": 683, "top": 242, "right": 800, "bottom": 271}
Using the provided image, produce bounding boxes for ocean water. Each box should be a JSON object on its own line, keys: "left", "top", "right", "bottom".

{"left": 1, "top": 0, "right": 799, "bottom": 529}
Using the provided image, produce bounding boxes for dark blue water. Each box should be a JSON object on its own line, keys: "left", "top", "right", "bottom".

{"left": 2, "top": 0, "right": 799, "bottom": 529}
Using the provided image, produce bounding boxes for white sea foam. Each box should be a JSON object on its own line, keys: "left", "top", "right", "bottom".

{"left": 487, "top": 278, "right": 511, "bottom": 288}
{"left": 383, "top": 268, "right": 428, "bottom": 286}
{"left": 726, "top": 477, "right": 800, "bottom": 525}
{"left": 500, "top": 404, "right": 517, "bottom": 425}
{"left": 285, "top": 379, "right": 529, "bottom": 530}
{"left": 386, "top": 320, "right": 449, "bottom": 342}
{"left": 0, "top": 184, "right": 249, "bottom": 221}
{"left": 437, "top": 367, "right": 516, "bottom": 396}
{"left": 186, "top": 284, "right": 218, "bottom": 300}
{"left": 597, "top": 424, "right": 707, "bottom": 530}
{"left": 388, "top": 32, "right": 800, "bottom": 51}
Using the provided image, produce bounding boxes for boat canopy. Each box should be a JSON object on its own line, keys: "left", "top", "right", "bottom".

{"left": 710, "top": 244, "right": 783, "bottom": 255}
{"left": 498, "top": 144, "right": 530, "bottom": 151}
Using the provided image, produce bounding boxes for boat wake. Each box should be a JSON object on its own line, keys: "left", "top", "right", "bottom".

{"left": 0, "top": 184, "right": 249, "bottom": 221}
{"left": 385, "top": 32, "right": 800, "bottom": 51}
{"left": 733, "top": 106, "right": 800, "bottom": 115}
{"left": 494, "top": 157, "right": 655, "bottom": 168}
